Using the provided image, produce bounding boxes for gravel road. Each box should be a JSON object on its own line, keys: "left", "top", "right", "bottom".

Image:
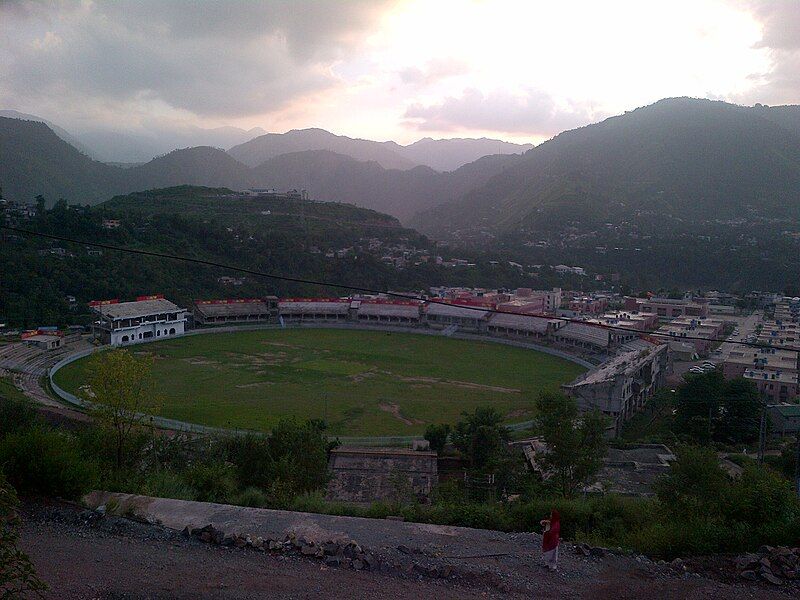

{"left": 17, "top": 501, "right": 793, "bottom": 600}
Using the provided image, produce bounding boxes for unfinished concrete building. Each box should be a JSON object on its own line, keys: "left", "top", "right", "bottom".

{"left": 562, "top": 340, "right": 670, "bottom": 436}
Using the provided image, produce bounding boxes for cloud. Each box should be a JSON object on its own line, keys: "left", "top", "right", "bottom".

{"left": 737, "top": 0, "right": 800, "bottom": 104}
{"left": 399, "top": 58, "right": 471, "bottom": 86}
{"left": 0, "top": 0, "right": 392, "bottom": 122}
{"left": 403, "top": 88, "right": 601, "bottom": 135}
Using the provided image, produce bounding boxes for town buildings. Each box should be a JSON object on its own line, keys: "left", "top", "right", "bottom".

{"left": 724, "top": 300, "right": 800, "bottom": 405}
{"left": 624, "top": 296, "right": 709, "bottom": 319}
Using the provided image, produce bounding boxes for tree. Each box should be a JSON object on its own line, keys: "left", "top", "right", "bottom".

{"left": 0, "top": 474, "right": 48, "bottom": 598}
{"left": 717, "top": 378, "right": 761, "bottom": 444}
{"left": 535, "top": 392, "right": 607, "bottom": 497}
{"left": 88, "top": 349, "right": 157, "bottom": 469}
{"left": 655, "top": 445, "right": 729, "bottom": 514}
{"left": 451, "top": 407, "right": 509, "bottom": 470}
{"left": 424, "top": 423, "right": 450, "bottom": 454}
{"left": 224, "top": 419, "right": 331, "bottom": 502}
{"left": 674, "top": 372, "right": 761, "bottom": 445}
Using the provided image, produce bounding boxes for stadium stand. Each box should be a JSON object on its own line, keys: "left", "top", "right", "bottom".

{"left": 193, "top": 297, "right": 278, "bottom": 326}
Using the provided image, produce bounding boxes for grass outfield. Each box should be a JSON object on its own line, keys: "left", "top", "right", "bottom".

{"left": 54, "top": 329, "right": 586, "bottom": 436}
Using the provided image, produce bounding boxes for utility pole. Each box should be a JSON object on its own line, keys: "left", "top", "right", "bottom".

{"left": 794, "top": 432, "right": 800, "bottom": 498}
{"left": 757, "top": 405, "right": 767, "bottom": 466}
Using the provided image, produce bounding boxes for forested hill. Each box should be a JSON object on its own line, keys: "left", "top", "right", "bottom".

{"left": 0, "top": 186, "right": 537, "bottom": 327}
{"left": 411, "top": 98, "right": 800, "bottom": 237}
{"left": 0, "top": 117, "right": 125, "bottom": 202}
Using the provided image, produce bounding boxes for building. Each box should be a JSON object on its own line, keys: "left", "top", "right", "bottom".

{"left": 423, "top": 302, "right": 490, "bottom": 332}
{"left": 497, "top": 297, "right": 546, "bottom": 315}
{"left": 743, "top": 368, "right": 800, "bottom": 404}
{"left": 656, "top": 317, "right": 723, "bottom": 356}
{"left": 568, "top": 296, "right": 609, "bottom": 315}
{"left": 24, "top": 334, "right": 62, "bottom": 351}
{"left": 624, "top": 296, "right": 709, "bottom": 319}
{"left": 724, "top": 347, "right": 799, "bottom": 378}
{"left": 193, "top": 297, "right": 278, "bottom": 326}
{"left": 552, "top": 322, "right": 611, "bottom": 353}
{"left": 278, "top": 298, "right": 352, "bottom": 323}
{"left": 598, "top": 312, "right": 658, "bottom": 331}
{"left": 326, "top": 447, "right": 438, "bottom": 504}
{"left": 486, "top": 312, "right": 560, "bottom": 341}
{"left": 562, "top": 340, "right": 670, "bottom": 436}
{"left": 90, "top": 296, "right": 187, "bottom": 346}
{"left": 356, "top": 300, "right": 422, "bottom": 325}
{"left": 768, "top": 404, "right": 800, "bottom": 437}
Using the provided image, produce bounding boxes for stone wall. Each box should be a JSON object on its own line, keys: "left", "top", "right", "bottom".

{"left": 326, "top": 447, "right": 438, "bottom": 504}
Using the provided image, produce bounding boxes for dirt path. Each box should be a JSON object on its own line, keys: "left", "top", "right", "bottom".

{"left": 18, "top": 500, "right": 792, "bottom": 600}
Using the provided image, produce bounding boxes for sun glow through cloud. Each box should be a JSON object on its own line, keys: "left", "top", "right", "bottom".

{"left": 0, "top": 0, "right": 784, "bottom": 145}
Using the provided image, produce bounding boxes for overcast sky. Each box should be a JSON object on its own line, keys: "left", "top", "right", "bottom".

{"left": 1, "top": 0, "right": 798, "bottom": 145}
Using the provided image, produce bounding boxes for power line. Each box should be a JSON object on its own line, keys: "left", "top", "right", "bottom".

{"left": 3, "top": 224, "right": 800, "bottom": 353}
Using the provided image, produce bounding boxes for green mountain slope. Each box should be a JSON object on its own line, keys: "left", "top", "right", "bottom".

{"left": 412, "top": 98, "right": 800, "bottom": 236}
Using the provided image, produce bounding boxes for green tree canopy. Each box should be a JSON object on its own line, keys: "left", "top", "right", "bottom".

{"left": 535, "top": 392, "right": 607, "bottom": 497}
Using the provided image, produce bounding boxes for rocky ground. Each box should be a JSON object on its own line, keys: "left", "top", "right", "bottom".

{"left": 17, "top": 499, "right": 796, "bottom": 599}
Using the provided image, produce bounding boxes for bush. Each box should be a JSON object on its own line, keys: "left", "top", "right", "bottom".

{"left": 0, "top": 472, "right": 48, "bottom": 596}
{"left": 231, "top": 487, "right": 268, "bottom": 508}
{"left": 182, "top": 461, "right": 237, "bottom": 503}
{"left": 0, "top": 426, "right": 97, "bottom": 499}
{"left": 141, "top": 470, "right": 196, "bottom": 501}
{"left": 0, "top": 379, "right": 39, "bottom": 439}
{"left": 424, "top": 423, "right": 450, "bottom": 454}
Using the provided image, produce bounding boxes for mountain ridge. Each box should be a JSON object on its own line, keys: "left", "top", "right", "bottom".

{"left": 411, "top": 97, "right": 800, "bottom": 236}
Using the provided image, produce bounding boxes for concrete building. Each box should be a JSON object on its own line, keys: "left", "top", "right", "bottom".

{"left": 193, "top": 297, "right": 278, "bottom": 326}
{"left": 723, "top": 347, "right": 799, "bottom": 379}
{"left": 552, "top": 322, "right": 611, "bottom": 353}
{"left": 356, "top": 300, "right": 422, "bottom": 325}
{"left": 326, "top": 447, "right": 438, "bottom": 504}
{"left": 588, "top": 311, "right": 659, "bottom": 332}
{"left": 423, "top": 302, "right": 490, "bottom": 333}
{"left": 91, "top": 297, "right": 187, "bottom": 346}
{"left": 624, "top": 296, "right": 709, "bottom": 319}
{"left": 24, "top": 334, "right": 62, "bottom": 351}
{"left": 567, "top": 294, "right": 610, "bottom": 315}
{"left": 278, "top": 298, "right": 352, "bottom": 323}
{"left": 743, "top": 368, "right": 800, "bottom": 404}
{"left": 768, "top": 404, "right": 800, "bottom": 437}
{"left": 562, "top": 340, "right": 670, "bottom": 436}
{"left": 486, "top": 312, "right": 560, "bottom": 341}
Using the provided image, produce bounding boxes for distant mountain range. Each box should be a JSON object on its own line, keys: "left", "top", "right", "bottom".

{"left": 0, "top": 110, "right": 533, "bottom": 170}
{"left": 4, "top": 98, "right": 800, "bottom": 235}
{"left": 228, "top": 127, "right": 533, "bottom": 171}
{"left": 0, "top": 116, "right": 523, "bottom": 220}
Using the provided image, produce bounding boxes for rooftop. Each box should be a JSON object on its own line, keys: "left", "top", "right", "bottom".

{"left": 425, "top": 303, "right": 490, "bottom": 319}
{"left": 194, "top": 300, "right": 276, "bottom": 317}
{"left": 95, "top": 298, "right": 183, "bottom": 320}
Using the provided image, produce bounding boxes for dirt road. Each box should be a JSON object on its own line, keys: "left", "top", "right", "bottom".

{"left": 18, "top": 501, "right": 792, "bottom": 600}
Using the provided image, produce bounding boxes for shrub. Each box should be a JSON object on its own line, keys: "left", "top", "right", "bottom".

{"left": 182, "top": 461, "right": 237, "bottom": 503}
{"left": 0, "top": 426, "right": 97, "bottom": 499}
{"left": 141, "top": 470, "right": 196, "bottom": 501}
{"left": 424, "top": 423, "right": 450, "bottom": 454}
{"left": 231, "top": 487, "right": 268, "bottom": 508}
{"left": 0, "top": 379, "right": 39, "bottom": 439}
{"left": 0, "top": 473, "right": 48, "bottom": 596}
